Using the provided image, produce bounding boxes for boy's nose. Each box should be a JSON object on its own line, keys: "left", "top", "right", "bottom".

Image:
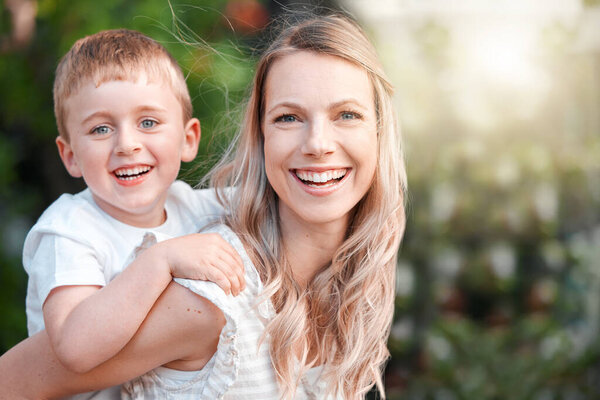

{"left": 301, "top": 119, "right": 336, "bottom": 158}
{"left": 114, "top": 129, "right": 142, "bottom": 155}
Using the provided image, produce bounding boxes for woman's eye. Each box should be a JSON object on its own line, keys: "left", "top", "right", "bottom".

{"left": 140, "top": 119, "right": 157, "bottom": 129}
{"left": 275, "top": 114, "right": 297, "bottom": 123}
{"left": 91, "top": 125, "right": 111, "bottom": 135}
{"left": 340, "top": 111, "right": 361, "bottom": 120}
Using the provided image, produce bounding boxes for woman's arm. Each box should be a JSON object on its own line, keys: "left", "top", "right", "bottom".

{"left": 0, "top": 281, "right": 225, "bottom": 400}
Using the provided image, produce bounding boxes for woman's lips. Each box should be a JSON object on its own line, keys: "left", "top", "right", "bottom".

{"left": 291, "top": 168, "right": 350, "bottom": 194}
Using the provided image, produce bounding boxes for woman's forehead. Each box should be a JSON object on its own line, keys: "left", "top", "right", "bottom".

{"left": 263, "top": 51, "right": 374, "bottom": 111}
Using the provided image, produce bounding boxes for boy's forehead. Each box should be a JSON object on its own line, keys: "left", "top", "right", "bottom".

{"left": 86, "top": 71, "right": 168, "bottom": 90}
{"left": 66, "top": 74, "right": 176, "bottom": 105}
{"left": 63, "top": 77, "right": 183, "bottom": 122}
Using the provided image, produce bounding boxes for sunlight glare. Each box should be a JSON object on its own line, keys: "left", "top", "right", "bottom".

{"left": 464, "top": 27, "right": 540, "bottom": 89}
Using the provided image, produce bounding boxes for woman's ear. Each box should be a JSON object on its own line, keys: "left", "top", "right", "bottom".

{"left": 55, "top": 136, "right": 83, "bottom": 178}
{"left": 181, "top": 118, "right": 201, "bottom": 162}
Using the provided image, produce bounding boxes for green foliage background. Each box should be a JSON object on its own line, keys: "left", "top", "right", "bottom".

{"left": 2, "top": 1, "right": 600, "bottom": 399}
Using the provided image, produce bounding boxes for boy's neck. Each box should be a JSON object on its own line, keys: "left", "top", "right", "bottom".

{"left": 91, "top": 192, "right": 167, "bottom": 228}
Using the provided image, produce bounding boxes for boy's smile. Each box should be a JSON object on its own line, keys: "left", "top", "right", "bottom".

{"left": 56, "top": 77, "right": 200, "bottom": 227}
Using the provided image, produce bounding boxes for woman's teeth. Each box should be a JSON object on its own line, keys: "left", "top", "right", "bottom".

{"left": 295, "top": 169, "right": 347, "bottom": 187}
{"left": 114, "top": 166, "right": 151, "bottom": 180}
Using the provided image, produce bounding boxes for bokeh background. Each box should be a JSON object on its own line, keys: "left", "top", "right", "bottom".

{"left": 1, "top": 0, "right": 600, "bottom": 398}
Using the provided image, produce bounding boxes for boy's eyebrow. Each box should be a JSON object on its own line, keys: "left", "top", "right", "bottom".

{"left": 80, "top": 105, "right": 170, "bottom": 125}
{"left": 133, "top": 105, "right": 170, "bottom": 114}
{"left": 81, "top": 111, "right": 112, "bottom": 125}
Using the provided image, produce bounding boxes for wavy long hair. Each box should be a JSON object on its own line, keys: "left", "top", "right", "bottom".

{"left": 210, "top": 14, "right": 407, "bottom": 399}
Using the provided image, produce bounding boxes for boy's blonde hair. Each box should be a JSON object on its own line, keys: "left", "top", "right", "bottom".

{"left": 211, "top": 14, "right": 406, "bottom": 400}
{"left": 53, "top": 29, "right": 192, "bottom": 140}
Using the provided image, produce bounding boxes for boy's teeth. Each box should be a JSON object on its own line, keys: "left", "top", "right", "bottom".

{"left": 114, "top": 166, "right": 151, "bottom": 179}
{"left": 295, "top": 169, "right": 347, "bottom": 183}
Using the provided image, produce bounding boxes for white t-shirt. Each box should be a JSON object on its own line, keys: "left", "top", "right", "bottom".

{"left": 22, "top": 180, "right": 225, "bottom": 400}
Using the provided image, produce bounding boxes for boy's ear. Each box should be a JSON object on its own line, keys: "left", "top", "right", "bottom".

{"left": 181, "top": 118, "right": 201, "bottom": 162}
{"left": 55, "top": 136, "right": 83, "bottom": 178}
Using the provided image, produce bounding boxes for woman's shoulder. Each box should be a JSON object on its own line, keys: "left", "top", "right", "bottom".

{"left": 174, "top": 224, "right": 264, "bottom": 309}
{"left": 123, "top": 224, "right": 276, "bottom": 398}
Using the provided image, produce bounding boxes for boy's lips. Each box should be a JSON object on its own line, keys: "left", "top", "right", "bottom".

{"left": 112, "top": 165, "right": 153, "bottom": 184}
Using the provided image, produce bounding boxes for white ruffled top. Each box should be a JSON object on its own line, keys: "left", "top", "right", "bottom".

{"left": 121, "top": 224, "right": 333, "bottom": 399}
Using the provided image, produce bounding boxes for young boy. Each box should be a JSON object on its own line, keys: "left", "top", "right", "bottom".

{"left": 23, "top": 29, "right": 244, "bottom": 399}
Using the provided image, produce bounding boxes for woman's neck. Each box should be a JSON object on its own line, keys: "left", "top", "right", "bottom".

{"left": 279, "top": 206, "right": 348, "bottom": 288}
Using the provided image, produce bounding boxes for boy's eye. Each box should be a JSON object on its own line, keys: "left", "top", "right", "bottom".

{"left": 275, "top": 114, "right": 298, "bottom": 123}
{"left": 91, "top": 125, "right": 111, "bottom": 135}
{"left": 140, "top": 119, "right": 157, "bottom": 129}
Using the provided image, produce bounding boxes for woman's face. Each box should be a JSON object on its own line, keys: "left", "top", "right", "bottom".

{"left": 262, "top": 51, "right": 378, "bottom": 229}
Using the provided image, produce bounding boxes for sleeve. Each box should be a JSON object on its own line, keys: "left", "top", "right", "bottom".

{"left": 24, "top": 231, "right": 107, "bottom": 307}
{"left": 192, "top": 187, "right": 227, "bottom": 215}
{"left": 168, "top": 224, "right": 261, "bottom": 398}
{"left": 173, "top": 278, "right": 240, "bottom": 397}
{"left": 168, "top": 181, "right": 229, "bottom": 231}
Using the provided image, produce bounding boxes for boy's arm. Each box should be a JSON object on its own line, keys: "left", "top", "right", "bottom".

{"left": 43, "top": 233, "right": 243, "bottom": 373}
{"left": 0, "top": 281, "right": 225, "bottom": 400}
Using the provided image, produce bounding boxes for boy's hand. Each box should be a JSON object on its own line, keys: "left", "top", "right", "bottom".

{"left": 157, "top": 233, "right": 245, "bottom": 296}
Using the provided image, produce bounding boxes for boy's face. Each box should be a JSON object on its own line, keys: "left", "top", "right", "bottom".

{"left": 56, "top": 77, "right": 200, "bottom": 227}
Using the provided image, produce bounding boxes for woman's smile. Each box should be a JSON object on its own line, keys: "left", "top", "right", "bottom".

{"left": 291, "top": 168, "right": 350, "bottom": 194}
{"left": 262, "top": 51, "right": 378, "bottom": 227}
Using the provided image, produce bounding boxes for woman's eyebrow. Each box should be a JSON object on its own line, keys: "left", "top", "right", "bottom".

{"left": 266, "top": 99, "right": 369, "bottom": 115}
{"left": 265, "top": 101, "right": 306, "bottom": 115}
{"left": 329, "top": 98, "right": 369, "bottom": 110}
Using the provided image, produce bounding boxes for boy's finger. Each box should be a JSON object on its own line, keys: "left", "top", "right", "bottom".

{"left": 217, "top": 253, "right": 246, "bottom": 291}
{"left": 216, "top": 250, "right": 243, "bottom": 276}
{"left": 210, "top": 269, "right": 232, "bottom": 295}
{"left": 209, "top": 258, "right": 241, "bottom": 296}
{"left": 212, "top": 238, "right": 244, "bottom": 271}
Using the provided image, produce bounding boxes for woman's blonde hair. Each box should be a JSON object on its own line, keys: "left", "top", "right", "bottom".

{"left": 210, "top": 13, "right": 406, "bottom": 399}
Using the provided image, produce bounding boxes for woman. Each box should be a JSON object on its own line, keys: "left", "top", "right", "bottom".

{"left": 0, "top": 14, "right": 406, "bottom": 399}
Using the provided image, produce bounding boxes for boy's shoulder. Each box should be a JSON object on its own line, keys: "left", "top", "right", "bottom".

{"left": 166, "top": 180, "right": 226, "bottom": 222}
{"left": 28, "top": 189, "right": 110, "bottom": 239}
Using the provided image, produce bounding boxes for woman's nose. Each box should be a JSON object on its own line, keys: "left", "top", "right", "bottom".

{"left": 301, "top": 119, "right": 335, "bottom": 158}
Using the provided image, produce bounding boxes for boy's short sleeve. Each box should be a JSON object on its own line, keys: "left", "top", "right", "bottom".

{"left": 28, "top": 233, "right": 106, "bottom": 305}
{"left": 24, "top": 232, "right": 106, "bottom": 335}
{"left": 22, "top": 191, "right": 115, "bottom": 335}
